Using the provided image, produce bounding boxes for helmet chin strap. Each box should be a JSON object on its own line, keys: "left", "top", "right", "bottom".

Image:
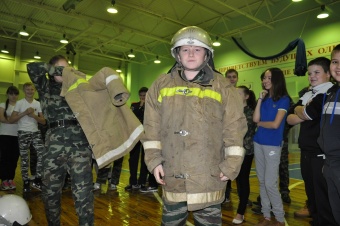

{"left": 174, "top": 48, "right": 212, "bottom": 72}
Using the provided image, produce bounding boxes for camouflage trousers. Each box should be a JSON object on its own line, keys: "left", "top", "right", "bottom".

{"left": 17, "top": 130, "right": 45, "bottom": 181}
{"left": 279, "top": 139, "right": 290, "bottom": 194}
{"left": 162, "top": 199, "right": 222, "bottom": 226}
{"left": 42, "top": 126, "right": 94, "bottom": 226}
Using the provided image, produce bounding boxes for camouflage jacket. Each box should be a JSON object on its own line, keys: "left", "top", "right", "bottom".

{"left": 26, "top": 62, "right": 78, "bottom": 125}
{"left": 243, "top": 105, "right": 256, "bottom": 155}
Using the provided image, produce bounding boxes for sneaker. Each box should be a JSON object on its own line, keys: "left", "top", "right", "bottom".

{"left": 109, "top": 184, "right": 117, "bottom": 191}
{"left": 23, "top": 180, "right": 31, "bottom": 192}
{"left": 32, "top": 178, "right": 42, "bottom": 191}
{"left": 255, "top": 217, "right": 273, "bottom": 226}
{"left": 252, "top": 206, "right": 276, "bottom": 216}
{"left": 93, "top": 183, "right": 100, "bottom": 191}
{"left": 8, "top": 180, "right": 16, "bottom": 189}
{"left": 232, "top": 215, "right": 244, "bottom": 225}
{"left": 294, "top": 203, "right": 310, "bottom": 217}
{"left": 253, "top": 200, "right": 261, "bottom": 206}
{"left": 1, "top": 180, "right": 10, "bottom": 190}
{"left": 252, "top": 206, "right": 263, "bottom": 215}
{"left": 281, "top": 193, "right": 291, "bottom": 204}
{"left": 253, "top": 195, "right": 262, "bottom": 206}
{"left": 125, "top": 184, "right": 141, "bottom": 191}
{"left": 271, "top": 220, "right": 285, "bottom": 226}
{"left": 140, "top": 186, "right": 158, "bottom": 193}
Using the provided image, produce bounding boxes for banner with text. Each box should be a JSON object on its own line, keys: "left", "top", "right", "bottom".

{"left": 218, "top": 42, "right": 338, "bottom": 77}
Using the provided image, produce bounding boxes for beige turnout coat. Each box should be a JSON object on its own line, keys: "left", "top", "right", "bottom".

{"left": 60, "top": 67, "right": 143, "bottom": 168}
{"left": 143, "top": 67, "right": 247, "bottom": 211}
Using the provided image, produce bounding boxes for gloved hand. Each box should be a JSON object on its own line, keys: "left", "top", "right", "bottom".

{"left": 48, "top": 65, "right": 65, "bottom": 77}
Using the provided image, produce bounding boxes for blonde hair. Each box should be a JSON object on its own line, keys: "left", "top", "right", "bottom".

{"left": 23, "top": 82, "right": 35, "bottom": 90}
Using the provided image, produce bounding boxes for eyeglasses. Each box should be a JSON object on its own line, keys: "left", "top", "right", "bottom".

{"left": 8, "top": 93, "right": 19, "bottom": 96}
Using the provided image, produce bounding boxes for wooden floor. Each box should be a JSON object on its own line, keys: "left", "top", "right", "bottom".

{"left": 0, "top": 150, "right": 312, "bottom": 226}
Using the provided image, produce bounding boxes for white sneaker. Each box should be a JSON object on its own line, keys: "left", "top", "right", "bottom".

{"left": 93, "top": 183, "right": 100, "bottom": 191}
{"left": 232, "top": 215, "right": 244, "bottom": 224}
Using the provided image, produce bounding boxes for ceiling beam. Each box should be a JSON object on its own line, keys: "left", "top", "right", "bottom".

{"left": 7, "top": 0, "right": 170, "bottom": 44}
{"left": 213, "top": 0, "right": 274, "bottom": 30}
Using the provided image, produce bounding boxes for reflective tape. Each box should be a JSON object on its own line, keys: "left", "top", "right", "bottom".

{"left": 106, "top": 74, "right": 120, "bottom": 86}
{"left": 96, "top": 124, "right": 144, "bottom": 168}
{"left": 163, "top": 188, "right": 224, "bottom": 204}
{"left": 225, "top": 146, "right": 245, "bottom": 157}
{"left": 158, "top": 87, "right": 222, "bottom": 103}
{"left": 143, "top": 141, "right": 162, "bottom": 150}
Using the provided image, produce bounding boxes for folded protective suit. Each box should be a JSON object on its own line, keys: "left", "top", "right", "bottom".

{"left": 60, "top": 67, "right": 144, "bottom": 168}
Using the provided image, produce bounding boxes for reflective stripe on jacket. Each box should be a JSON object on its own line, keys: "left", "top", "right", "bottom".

{"left": 143, "top": 67, "right": 247, "bottom": 211}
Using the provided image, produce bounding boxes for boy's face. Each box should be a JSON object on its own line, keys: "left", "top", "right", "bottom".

{"left": 178, "top": 45, "right": 206, "bottom": 71}
{"left": 226, "top": 72, "right": 238, "bottom": 87}
{"left": 139, "top": 91, "right": 146, "bottom": 102}
{"left": 330, "top": 51, "right": 340, "bottom": 82}
{"left": 24, "top": 85, "right": 35, "bottom": 98}
{"left": 307, "top": 65, "right": 330, "bottom": 87}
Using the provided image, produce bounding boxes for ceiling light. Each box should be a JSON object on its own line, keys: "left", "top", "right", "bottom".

{"left": 317, "top": 5, "right": 329, "bottom": 19}
{"left": 107, "top": 0, "right": 118, "bottom": 14}
{"left": 292, "top": 0, "right": 302, "bottom": 2}
{"left": 19, "top": 25, "right": 29, "bottom": 36}
{"left": 34, "top": 51, "right": 41, "bottom": 59}
{"left": 212, "top": 37, "right": 221, "bottom": 47}
{"left": 128, "top": 49, "right": 135, "bottom": 58}
{"left": 1, "top": 45, "right": 9, "bottom": 54}
{"left": 60, "top": 34, "right": 69, "bottom": 44}
{"left": 116, "top": 68, "right": 122, "bottom": 73}
{"left": 154, "top": 56, "right": 161, "bottom": 64}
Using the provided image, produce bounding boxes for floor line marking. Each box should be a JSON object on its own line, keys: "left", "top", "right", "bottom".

{"left": 288, "top": 181, "right": 304, "bottom": 190}
{"left": 153, "top": 191, "right": 163, "bottom": 205}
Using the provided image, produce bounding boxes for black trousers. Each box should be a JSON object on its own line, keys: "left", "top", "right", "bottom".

{"left": 139, "top": 145, "right": 158, "bottom": 187}
{"left": 236, "top": 154, "right": 254, "bottom": 215}
{"left": 323, "top": 159, "right": 340, "bottom": 226}
{"left": 0, "top": 135, "right": 20, "bottom": 180}
{"left": 279, "top": 138, "right": 289, "bottom": 194}
{"left": 300, "top": 151, "right": 337, "bottom": 226}
{"left": 129, "top": 141, "right": 148, "bottom": 185}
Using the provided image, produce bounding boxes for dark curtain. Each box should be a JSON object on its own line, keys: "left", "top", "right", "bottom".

{"left": 232, "top": 37, "right": 307, "bottom": 76}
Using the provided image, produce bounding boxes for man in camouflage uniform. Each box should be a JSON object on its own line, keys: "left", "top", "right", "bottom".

{"left": 27, "top": 55, "right": 93, "bottom": 226}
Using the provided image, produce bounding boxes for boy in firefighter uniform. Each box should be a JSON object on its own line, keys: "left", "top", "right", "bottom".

{"left": 142, "top": 26, "right": 247, "bottom": 225}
